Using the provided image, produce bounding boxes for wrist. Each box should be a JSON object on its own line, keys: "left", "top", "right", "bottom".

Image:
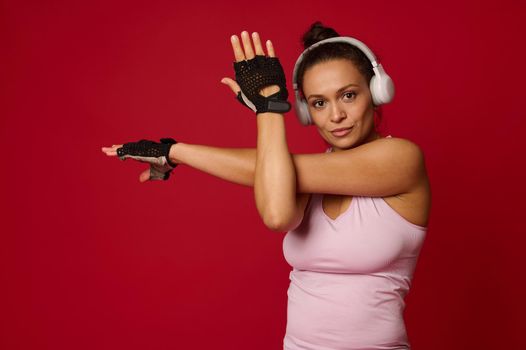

{"left": 257, "top": 112, "right": 285, "bottom": 118}
{"left": 169, "top": 142, "right": 184, "bottom": 166}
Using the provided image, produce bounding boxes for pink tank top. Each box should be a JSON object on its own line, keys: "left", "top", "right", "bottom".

{"left": 282, "top": 137, "right": 427, "bottom": 350}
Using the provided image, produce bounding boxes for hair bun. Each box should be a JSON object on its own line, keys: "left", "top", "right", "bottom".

{"left": 301, "top": 21, "right": 340, "bottom": 49}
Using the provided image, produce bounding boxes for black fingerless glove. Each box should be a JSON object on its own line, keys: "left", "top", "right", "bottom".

{"left": 234, "top": 55, "right": 291, "bottom": 114}
{"left": 117, "top": 138, "right": 178, "bottom": 181}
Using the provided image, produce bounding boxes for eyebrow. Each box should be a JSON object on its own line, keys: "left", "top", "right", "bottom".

{"left": 307, "top": 83, "right": 360, "bottom": 100}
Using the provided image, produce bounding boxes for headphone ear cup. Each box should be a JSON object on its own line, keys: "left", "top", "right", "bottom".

{"left": 294, "top": 89, "right": 312, "bottom": 125}
{"left": 370, "top": 75, "right": 382, "bottom": 106}
{"left": 370, "top": 65, "right": 395, "bottom": 106}
{"left": 295, "top": 99, "right": 312, "bottom": 125}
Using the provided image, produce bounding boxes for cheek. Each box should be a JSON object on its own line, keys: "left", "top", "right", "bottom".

{"left": 308, "top": 105, "right": 332, "bottom": 123}
{"left": 310, "top": 113, "right": 328, "bottom": 129}
{"left": 315, "top": 127, "right": 331, "bottom": 142}
{"left": 309, "top": 116, "right": 327, "bottom": 133}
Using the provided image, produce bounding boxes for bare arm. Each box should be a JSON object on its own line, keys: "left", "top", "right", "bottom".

{"left": 169, "top": 140, "right": 307, "bottom": 233}
{"left": 253, "top": 114, "right": 300, "bottom": 232}
{"left": 169, "top": 143, "right": 256, "bottom": 187}
{"left": 169, "top": 138, "right": 424, "bottom": 197}
{"left": 168, "top": 120, "right": 299, "bottom": 231}
{"left": 222, "top": 31, "right": 300, "bottom": 232}
{"left": 169, "top": 137, "right": 425, "bottom": 228}
{"left": 103, "top": 137, "right": 424, "bottom": 230}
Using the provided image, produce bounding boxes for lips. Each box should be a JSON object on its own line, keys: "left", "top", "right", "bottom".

{"left": 331, "top": 126, "right": 353, "bottom": 137}
{"left": 332, "top": 127, "right": 352, "bottom": 132}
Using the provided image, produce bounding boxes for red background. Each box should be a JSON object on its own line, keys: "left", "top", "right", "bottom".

{"left": 1, "top": 0, "right": 525, "bottom": 349}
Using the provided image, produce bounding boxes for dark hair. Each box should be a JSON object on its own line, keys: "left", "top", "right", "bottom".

{"left": 297, "top": 21, "right": 382, "bottom": 129}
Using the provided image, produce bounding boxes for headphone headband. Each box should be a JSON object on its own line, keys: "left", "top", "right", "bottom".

{"left": 292, "top": 36, "right": 379, "bottom": 91}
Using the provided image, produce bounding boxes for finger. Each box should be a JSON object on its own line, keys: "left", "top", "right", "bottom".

{"left": 101, "top": 144, "right": 123, "bottom": 156}
{"left": 230, "top": 35, "right": 245, "bottom": 62}
{"left": 220, "top": 77, "right": 241, "bottom": 95}
{"left": 101, "top": 149, "right": 117, "bottom": 156}
{"left": 266, "top": 40, "right": 275, "bottom": 58}
{"left": 251, "top": 32, "right": 265, "bottom": 56}
{"left": 139, "top": 168, "right": 151, "bottom": 183}
{"left": 241, "top": 31, "right": 255, "bottom": 60}
{"left": 103, "top": 145, "right": 123, "bottom": 155}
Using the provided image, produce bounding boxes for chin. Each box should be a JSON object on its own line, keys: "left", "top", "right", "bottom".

{"left": 327, "top": 139, "right": 355, "bottom": 151}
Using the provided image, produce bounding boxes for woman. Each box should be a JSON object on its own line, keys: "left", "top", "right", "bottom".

{"left": 102, "top": 22, "right": 431, "bottom": 350}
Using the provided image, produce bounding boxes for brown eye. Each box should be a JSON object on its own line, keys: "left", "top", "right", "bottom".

{"left": 313, "top": 100, "right": 325, "bottom": 108}
{"left": 343, "top": 92, "right": 357, "bottom": 100}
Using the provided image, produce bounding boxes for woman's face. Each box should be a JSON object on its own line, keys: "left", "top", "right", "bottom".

{"left": 302, "top": 58, "right": 378, "bottom": 151}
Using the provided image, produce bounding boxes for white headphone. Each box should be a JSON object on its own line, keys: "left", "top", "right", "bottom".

{"left": 292, "top": 36, "right": 395, "bottom": 126}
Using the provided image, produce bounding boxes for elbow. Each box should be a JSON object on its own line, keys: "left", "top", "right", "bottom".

{"left": 263, "top": 215, "right": 287, "bottom": 232}
{"left": 263, "top": 211, "right": 300, "bottom": 233}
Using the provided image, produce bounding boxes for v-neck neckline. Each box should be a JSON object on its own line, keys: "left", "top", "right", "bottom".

{"left": 319, "top": 193, "right": 356, "bottom": 222}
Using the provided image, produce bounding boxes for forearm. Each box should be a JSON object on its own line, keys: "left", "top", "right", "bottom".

{"left": 169, "top": 138, "right": 301, "bottom": 228}
{"left": 254, "top": 113, "right": 298, "bottom": 230}
{"left": 169, "top": 143, "right": 256, "bottom": 187}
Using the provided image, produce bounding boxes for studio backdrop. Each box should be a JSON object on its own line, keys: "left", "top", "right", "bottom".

{"left": 1, "top": 0, "right": 525, "bottom": 349}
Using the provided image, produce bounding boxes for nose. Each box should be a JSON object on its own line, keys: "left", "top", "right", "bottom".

{"left": 330, "top": 102, "right": 347, "bottom": 123}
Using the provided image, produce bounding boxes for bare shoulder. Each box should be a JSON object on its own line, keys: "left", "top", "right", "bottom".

{"left": 353, "top": 135, "right": 426, "bottom": 179}
{"left": 375, "top": 136, "right": 425, "bottom": 159}
{"left": 380, "top": 136, "right": 431, "bottom": 227}
{"left": 376, "top": 135, "right": 427, "bottom": 176}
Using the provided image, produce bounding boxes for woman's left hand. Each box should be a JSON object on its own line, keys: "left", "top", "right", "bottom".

{"left": 221, "top": 31, "right": 280, "bottom": 98}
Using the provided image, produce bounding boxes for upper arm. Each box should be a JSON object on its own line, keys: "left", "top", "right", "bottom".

{"left": 291, "top": 137, "right": 426, "bottom": 197}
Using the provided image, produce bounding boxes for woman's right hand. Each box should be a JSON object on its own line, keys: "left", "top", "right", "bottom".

{"left": 101, "top": 138, "right": 179, "bottom": 182}
{"left": 221, "top": 31, "right": 290, "bottom": 114}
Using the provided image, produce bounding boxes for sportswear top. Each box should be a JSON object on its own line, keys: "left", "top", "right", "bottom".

{"left": 282, "top": 136, "right": 428, "bottom": 350}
